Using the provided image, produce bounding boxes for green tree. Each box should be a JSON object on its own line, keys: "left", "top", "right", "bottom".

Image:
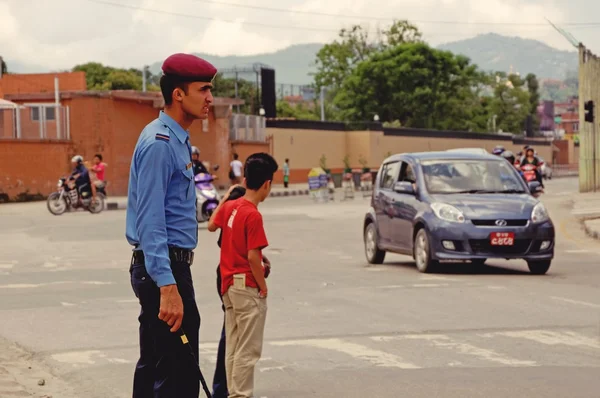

{"left": 312, "top": 20, "right": 422, "bottom": 92}
{"left": 488, "top": 74, "right": 531, "bottom": 134}
{"left": 333, "top": 42, "right": 482, "bottom": 130}
{"left": 72, "top": 62, "right": 159, "bottom": 91}
{"left": 276, "top": 100, "right": 319, "bottom": 120}
{"left": 211, "top": 73, "right": 258, "bottom": 114}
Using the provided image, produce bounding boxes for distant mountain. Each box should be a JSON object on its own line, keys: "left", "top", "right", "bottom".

{"left": 149, "top": 43, "right": 323, "bottom": 86}
{"left": 437, "top": 33, "right": 578, "bottom": 80}
{"left": 4, "top": 33, "right": 579, "bottom": 85}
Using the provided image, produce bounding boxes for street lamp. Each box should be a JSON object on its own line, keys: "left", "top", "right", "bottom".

{"left": 373, "top": 114, "right": 380, "bottom": 122}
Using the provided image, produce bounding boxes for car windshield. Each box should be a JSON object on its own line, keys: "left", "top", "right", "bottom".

{"left": 421, "top": 159, "right": 527, "bottom": 194}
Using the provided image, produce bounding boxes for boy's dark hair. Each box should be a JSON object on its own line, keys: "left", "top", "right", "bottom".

{"left": 233, "top": 153, "right": 239, "bottom": 160}
{"left": 244, "top": 153, "right": 279, "bottom": 190}
{"left": 95, "top": 153, "right": 103, "bottom": 161}
{"left": 217, "top": 186, "right": 246, "bottom": 248}
{"left": 160, "top": 75, "right": 188, "bottom": 106}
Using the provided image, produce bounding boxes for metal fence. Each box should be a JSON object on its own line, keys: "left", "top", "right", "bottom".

{"left": 0, "top": 103, "right": 70, "bottom": 140}
{"left": 229, "top": 113, "right": 266, "bottom": 142}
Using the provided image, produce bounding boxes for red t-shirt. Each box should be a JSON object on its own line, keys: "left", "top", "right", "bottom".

{"left": 214, "top": 198, "right": 268, "bottom": 295}
{"left": 93, "top": 163, "right": 105, "bottom": 181}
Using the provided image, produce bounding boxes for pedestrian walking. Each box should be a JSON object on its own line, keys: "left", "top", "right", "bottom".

{"left": 229, "top": 153, "right": 244, "bottom": 185}
{"left": 125, "top": 52, "right": 217, "bottom": 398}
{"left": 211, "top": 185, "right": 271, "bottom": 398}
{"left": 208, "top": 153, "right": 278, "bottom": 398}
{"left": 283, "top": 158, "right": 290, "bottom": 188}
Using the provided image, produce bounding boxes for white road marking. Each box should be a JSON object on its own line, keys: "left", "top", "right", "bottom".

{"left": 0, "top": 281, "right": 114, "bottom": 289}
{"left": 116, "top": 299, "right": 139, "bottom": 304}
{"left": 372, "top": 334, "right": 537, "bottom": 367}
{"left": 550, "top": 296, "right": 600, "bottom": 309}
{"left": 412, "top": 283, "right": 450, "bottom": 288}
{"left": 572, "top": 208, "right": 600, "bottom": 215}
{"left": 271, "top": 338, "right": 420, "bottom": 369}
{"left": 418, "top": 274, "right": 460, "bottom": 282}
{"left": 0, "top": 263, "right": 15, "bottom": 269}
{"left": 486, "top": 286, "right": 508, "bottom": 290}
{"left": 61, "top": 302, "right": 76, "bottom": 307}
{"left": 481, "top": 330, "right": 600, "bottom": 350}
{"left": 51, "top": 350, "right": 103, "bottom": 365}
{"left": 260, "top": 365, "right": 289, "bottom": 372}
{"left": 564, "top": 250, "right": 591, "bottom": 254}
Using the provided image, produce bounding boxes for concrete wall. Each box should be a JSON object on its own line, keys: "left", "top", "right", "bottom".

{"left": 269, "top": 126, "right": 556, "bottom": 184}
{"left": 578, "top": 44, "right": 600, "bottom": 192}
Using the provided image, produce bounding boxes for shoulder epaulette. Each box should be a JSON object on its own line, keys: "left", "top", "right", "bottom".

{"left": 155, "top": 131, "right": 170, "bottom": 142}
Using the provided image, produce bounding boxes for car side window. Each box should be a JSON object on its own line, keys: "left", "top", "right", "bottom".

{"left": 399, "top": 162, "right": 416, "bottom": 183}
{"left": 380, "top": 161, "right": 400, "bottom": 189}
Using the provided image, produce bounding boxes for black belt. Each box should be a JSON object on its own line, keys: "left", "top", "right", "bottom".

{"left": 131, "top": 247, "right": 195, "bottom": 266}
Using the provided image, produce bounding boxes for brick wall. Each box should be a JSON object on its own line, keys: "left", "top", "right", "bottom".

{"left": 0, "top": 139, "right": 72, "bottom": 198}
{"left": 0, "top": 72, "right": 86, "bottom": 96}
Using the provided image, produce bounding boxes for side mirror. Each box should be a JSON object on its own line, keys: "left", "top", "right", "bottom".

{"left": 528, "top": 181, "right": 543, "bottom": 194}
{"left": 393, "top": 181, "right": 415, "bottom": 195}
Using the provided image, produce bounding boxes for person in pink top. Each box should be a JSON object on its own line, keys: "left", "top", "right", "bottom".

{"left": 90, "top": 154, "right": 107, "bottom": 193}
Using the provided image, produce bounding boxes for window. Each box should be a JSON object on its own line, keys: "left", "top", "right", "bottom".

{"left": 379, "top": 161, "right": 400, "bottom": 189}
{"left": 573, "top": 122, "right": 579, "bottom": 132}
{"left": 30, "top": 106, "right": 56, "bottom": 121}
{"left": 399, "top": 162, "right": 416, "bottom": 183}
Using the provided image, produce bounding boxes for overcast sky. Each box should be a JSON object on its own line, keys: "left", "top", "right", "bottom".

{"left": 1, "top": 0, "right": 599, "bottom": 72}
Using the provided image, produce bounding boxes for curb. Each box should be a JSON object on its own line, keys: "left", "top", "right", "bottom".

{"left": 582, "top": 217, "right": 600, "bottom": 240}
{"left": 105, "top": 189, "right": 312, "bottom": 211}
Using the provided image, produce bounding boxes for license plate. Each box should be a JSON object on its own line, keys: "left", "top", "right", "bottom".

{"left": 490, "top": 232, "right": 514, "bottom": 246}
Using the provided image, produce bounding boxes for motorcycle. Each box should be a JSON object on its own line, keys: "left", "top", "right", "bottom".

{"left": 520, "top": 163, "right": 539, "bottom": 183}
{"left": 47, "top": 176, "right": 105, "bottom": 215}
{"left": 195, "top": 165, "right": 221, "bottom": 223}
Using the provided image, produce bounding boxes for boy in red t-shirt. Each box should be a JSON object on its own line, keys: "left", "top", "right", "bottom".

{"left": 208, "top": 152, "right": 278, "bottom": 398}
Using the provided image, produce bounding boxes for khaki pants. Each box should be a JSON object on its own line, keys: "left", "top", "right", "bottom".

{"left": 222, "top": 283, "right": 268, "bottom": 398}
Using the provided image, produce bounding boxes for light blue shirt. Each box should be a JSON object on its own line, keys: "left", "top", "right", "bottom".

{"left": 125, "top": 111, "right": 197, "bottom": 287}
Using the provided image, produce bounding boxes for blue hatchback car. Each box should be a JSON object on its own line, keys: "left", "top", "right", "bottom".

{"left": 363, "top": 151, "right": 554, "bottom": 274}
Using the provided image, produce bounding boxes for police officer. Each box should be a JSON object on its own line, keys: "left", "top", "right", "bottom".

{"left": 125, "top": 53, "right": 217, "bottom": 398}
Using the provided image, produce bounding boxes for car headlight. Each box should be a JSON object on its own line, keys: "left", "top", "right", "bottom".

{"left": 531, "top": 202, "right": 549, "bottom": 223}
{"left": 430, "top": 203, "right": 465, "bottom": 223}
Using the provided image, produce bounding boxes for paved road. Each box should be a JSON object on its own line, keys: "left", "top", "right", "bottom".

{"left": 0, "top": 178, "right": 598, "bottom": 397}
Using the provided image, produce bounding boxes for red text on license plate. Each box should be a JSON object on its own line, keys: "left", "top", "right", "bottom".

{"left": 490, "top": 232, "right": 514, "bottom": 246}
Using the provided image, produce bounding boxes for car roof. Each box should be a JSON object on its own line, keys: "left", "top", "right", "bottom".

{"left": 383, "top": 151, "right": 501, "bottom": 164}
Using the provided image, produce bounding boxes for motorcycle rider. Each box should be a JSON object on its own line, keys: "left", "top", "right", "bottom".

{"left": 492, "top": 145, "right": 505, "bottom": 156}
{"left": 501, "top": 150, "right": 526, "bottom": 182}
{"left": 518, "top": 146, "right": 544, "bottom": 187}
{"left": 191, "top": 146, "right": 209, "bottom": 175}
{"left": 69, "top": 155, "right": 93, "bottom": 202}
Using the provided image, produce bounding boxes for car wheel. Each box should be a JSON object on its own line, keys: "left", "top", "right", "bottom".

{"left": 364, "top": 223, "right": 386, "bottom": 264}
{"left": 527, "top": 260, "right": 551, "bottom": 275}
{"left": 413, "top": 228, "right": 438, "bottom": 273}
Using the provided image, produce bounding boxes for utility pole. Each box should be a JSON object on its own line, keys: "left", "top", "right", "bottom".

{"left": 320, "top": 86, "right": 326, "bottom": 121}
{"left": 142, "top": 65, "right": 148, "bottom": 92}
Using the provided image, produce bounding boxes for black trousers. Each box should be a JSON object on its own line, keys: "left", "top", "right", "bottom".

{"left": 130, "top": 260, "right": 201, "bottom": 398}
{"left": 212, "top": 265, "right": 228, "bottom": 398}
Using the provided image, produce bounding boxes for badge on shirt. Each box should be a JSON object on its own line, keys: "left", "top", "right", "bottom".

{"left": 186, "top": 162, "right": 192, "bottom": 170}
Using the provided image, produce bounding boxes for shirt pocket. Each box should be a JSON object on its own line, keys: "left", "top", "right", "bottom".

{"left": 179, "top": 167, "right": 194, "bottom": 201}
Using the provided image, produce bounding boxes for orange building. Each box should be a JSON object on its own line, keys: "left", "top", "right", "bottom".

{"left": 0, "top": 71, "right": 268, "bottom": 200}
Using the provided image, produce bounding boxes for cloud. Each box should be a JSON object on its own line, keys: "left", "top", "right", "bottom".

{"left": 0, "top": 0, "right": 598, "bottom": 73}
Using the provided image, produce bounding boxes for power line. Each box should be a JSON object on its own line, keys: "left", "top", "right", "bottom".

{"left": 195, "top": 0, "right": 600, "bottom": 27}
{"left": 86, "top": 0, "right": 600, "bottom": 29}
{"left": 85, "top": 0, "right": 340, "bottom": 32}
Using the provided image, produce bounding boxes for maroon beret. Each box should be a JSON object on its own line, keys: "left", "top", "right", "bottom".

{"left": 161, "top": 53, "right": 217, "bottom": 82}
